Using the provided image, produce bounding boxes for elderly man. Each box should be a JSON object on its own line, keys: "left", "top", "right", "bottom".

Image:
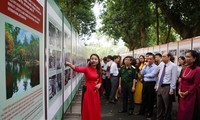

{"left": 155, "top": 52, "right": 178, "bottom": 120}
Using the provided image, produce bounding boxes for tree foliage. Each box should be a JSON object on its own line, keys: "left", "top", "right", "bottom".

{"left": 5, "top": 23, "right": 39, "bottom": 63}
{"left": 56, "top": 0, "right": 98, "bottom": 36}
{"left": 100, "top": 0, "right": 200, "bottom": 50}
{"left": 100, "top": 0, "right": 155, "bottom": 50}
{"left": 152, "top": 0, "right": 200, "bottom": 39}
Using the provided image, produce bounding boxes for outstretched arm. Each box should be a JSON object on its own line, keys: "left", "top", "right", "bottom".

{"left": 65, "top": 61, "right": 75, "bottom": 70}
{"left": 65, "top": 61, "right": 86, "bottom": 73}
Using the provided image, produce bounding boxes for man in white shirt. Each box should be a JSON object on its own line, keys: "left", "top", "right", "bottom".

{"left": 109, "top": 55, "right": 120, "bottom": 103}
{"left": 103, "top": 55, "right": 113, "bottom": 99}
{"left": 155, "top": 52, "right": 178, "bottom": 120}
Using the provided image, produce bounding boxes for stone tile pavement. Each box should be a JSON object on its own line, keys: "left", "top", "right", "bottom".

{"left": 63, "top": 87, "right": 178, "bottom": 120}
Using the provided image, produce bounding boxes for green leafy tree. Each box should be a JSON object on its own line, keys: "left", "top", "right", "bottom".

{"left": 56, "top": 0, "right": 98, "bottom": 36}
{"left": 100, "top": 0, "right": 181, "bottom": 50}
{"left": 151, "top": 0, "right": 200, "bottom": 39}
{"left": 100, "top": 0, "right": 153, "bottom": 50}
{"left": 30, "top": 35, "right": 39, "bottom": 61}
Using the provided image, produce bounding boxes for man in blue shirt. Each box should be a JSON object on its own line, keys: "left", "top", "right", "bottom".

{"left": 137, "top": 54, "right": 158, "bottom": 119}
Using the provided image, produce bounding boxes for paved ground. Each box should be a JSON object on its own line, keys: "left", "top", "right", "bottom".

{"left": 64, "top": 85, "right": 178, "bottom": 120}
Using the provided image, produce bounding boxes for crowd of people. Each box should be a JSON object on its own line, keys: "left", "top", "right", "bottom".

{"left": 100, "top": 50, "right": 200, "bottom": 120}
{"left": 65, "top": 50, "right": 200, "bottom": 120}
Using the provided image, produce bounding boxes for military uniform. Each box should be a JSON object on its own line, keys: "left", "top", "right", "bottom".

{"left": 119, "top": 65, "right": 137, "bottom": 114}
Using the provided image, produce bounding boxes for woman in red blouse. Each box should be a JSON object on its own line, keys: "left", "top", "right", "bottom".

{"left": 177, "top": 50, "right": 200, "bottom": 120}
{"left": 66, "top": 54, "right": 102, "bottom": 120}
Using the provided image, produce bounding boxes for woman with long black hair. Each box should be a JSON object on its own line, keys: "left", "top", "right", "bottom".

{"left": 66, "top": 54, "right": 102, "bottom": 120}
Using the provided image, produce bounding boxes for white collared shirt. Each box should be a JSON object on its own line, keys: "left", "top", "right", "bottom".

{"left": 106, "top": 60, "right": 113, "bottom": 76}
{"left": 156, "top": 61, "right": 178, "bottom": 93}
{"left": 110, "top": 62, "right": 119, "bottom": 76}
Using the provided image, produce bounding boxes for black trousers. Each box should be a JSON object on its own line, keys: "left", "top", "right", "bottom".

{"left": 139, "top": 81, "right": 156, "bottom": 116}
{"left": 121, "top": 83, "right": 134, "bottom": 111}
{"left": 104, "top": 77, "right": 111, "bottom": 99}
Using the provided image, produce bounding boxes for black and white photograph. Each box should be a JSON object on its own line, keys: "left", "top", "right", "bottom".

{"left": 49, "top": 75, "right": 56, "bottom": 100}
{"left": 55, "top": 28, "right": 62, "bottom": 49}
{"left": 49, "top": 21, "right": 61, "bottom": 48}
{"left": 179, "top": 49, "right": 189, "bottom": 56}
{"left": 49, "top": 73, "right": 62, "bottom": 100}
{"left": 169, "top": 49, "right": 177, "bottom": 56}
{"left": 193, "top": 47, "right": 200, "bottom": 53}
{"left": 56, "top": 51, "right": 62, "bottom": 70}
{"left": 65, "top": 69, "right": 71, "bottom": 85}
{"left": 49, "top": 22, "right": 55, "bottom": 46}
{"left": 49, "top": 50, "right": 62, "bottom": 70}
{"left": 49, "top": 49, "right": 56, "bottom": 70}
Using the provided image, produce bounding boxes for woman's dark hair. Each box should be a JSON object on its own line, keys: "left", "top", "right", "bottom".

{"left": 138, "top": 55, "right": 145, "bottom": 66}
{"left": 167, "top": 52, "right": 175, "bottom": 63}
{"left": 185, "top": 50, "right": 200, "bottom": 69}
{"left": 178, "top": 56, "right": 185, "bottom": 66}
{"left": 178, "top": 56, "right": 185, "bottom": 61}
{"left": 88, "top": 54, "right": 102, "bottom": 78}
{"left": 131, "top": 58, "right": 137, "bottom": 67}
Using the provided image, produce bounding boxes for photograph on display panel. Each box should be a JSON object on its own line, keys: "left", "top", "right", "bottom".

{"left": 5, "top": 22, "right": 40, "bottom": 99}
{"left": 49, "top": 49, "right": 62, "bottom": 70}
{"left": 64, "top": 52, "right": 72, "bottom": 86}
{"left": 49, "top": 49, "right": 56, "bottom": 70}
{"left": 65, "top": 69, "right": 71, "bottom": 85}
{"left": 179, "top": 49, "right": 189, "bottom": 56}
{"left": 169, "top": 50, "right": 177, "bottom": 56}
{"left": 193, "top": 47, "right": 200, "bottom": 53}
{"left": 161, "top": 51, "right": 167, "bottom": 54}
{"left": 49, "top": 73, "right": 62, "bottom": 100}
{"left": 56, "top": 51, "right": 62, "bottom": 70}
{"left": 72, "top": 55, "right": 77, "bottom": 78}
{"left": 49, "top": 22, "right": 62, "bottom": 48}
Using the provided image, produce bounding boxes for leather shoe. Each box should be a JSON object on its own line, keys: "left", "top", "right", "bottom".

{"left": 118, "top": 110, "right": 127, "bottom": 113}
{"left": 134, "top": 112, "right": 144, "bottom": 116}
{"left": 146, "top": 113, "right": 151, "bottom": 119}
{"left": 114, "top": 98, "right": 118, "bottom": 102}
{"left": 128, "top": 111, "right": 133, "bottom": 116}
{"left": 109, "top": 100, "right": 115, "bottom": 104}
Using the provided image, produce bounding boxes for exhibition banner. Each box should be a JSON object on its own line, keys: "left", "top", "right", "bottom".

{"left": 0, "top": 0, "right": 44, "bottom": 119}
{"left": 168, "top": 42, "right": 178, "bottom": 64}
{"left": 179, "top": 39, "right": 192, "bottom": 56}
{"left": 192, "top": 36, "right": 200, "bottom": 53}
{"left": 153, "top": 45, "right": 160, "bottom": 53}
{"left": 160, "top": 44, "right": 168, "bottom": 54}
{"left": 0, "top": 0, "right": 43, "bottom": 32}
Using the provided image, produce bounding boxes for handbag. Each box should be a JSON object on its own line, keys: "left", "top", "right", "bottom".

{"left": 81, "top": 85, "right": 87, "bottom": 113}
{"left": 82, "top": 85, "right": 87, "bottom": 93}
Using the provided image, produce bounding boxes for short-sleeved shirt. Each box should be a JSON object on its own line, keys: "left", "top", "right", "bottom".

{"left": 119, "top": 66, "right": 137, "bottom": 84}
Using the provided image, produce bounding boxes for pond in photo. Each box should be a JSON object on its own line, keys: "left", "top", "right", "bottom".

{"left": 5, "top": 22, "right": 40, "bottom": 99}
{"left": 6, "top": 63, "right": 40, "bottom": 99}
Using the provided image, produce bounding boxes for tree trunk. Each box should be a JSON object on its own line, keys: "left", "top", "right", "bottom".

{"left": 156, "top": 2, "right": 160, "bottom": 45}
{"left": 140, "top": 25, "right": 145, "bottom": 47}
{"left": 193, "top": 20, "right": 200, "bottom": 37}
{"left": 165, "top": 25, "right": 171, "bottom": 43}
{"left": 132, "top": 49, "right": 134, "bottom": 57}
